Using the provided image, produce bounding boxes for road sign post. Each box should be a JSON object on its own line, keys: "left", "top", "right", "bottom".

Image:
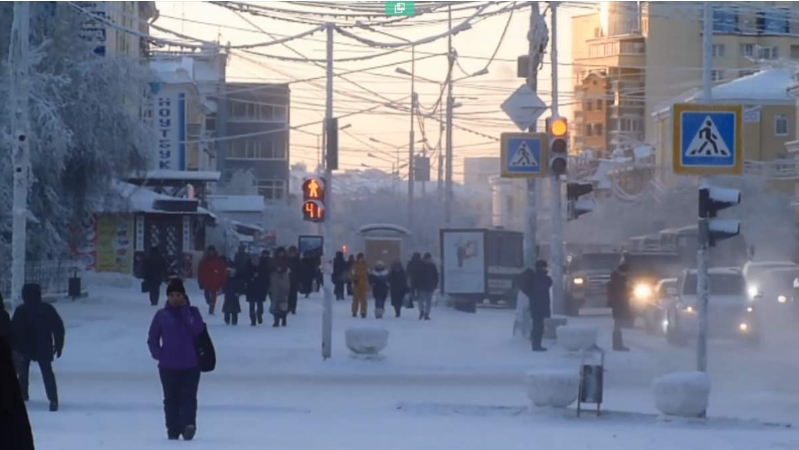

{"left": 501, "top": 84, "right": 548, "bottom": 132}
{"left": 672, "top": 103, "right": 743, "bottom": 176}
{"left": 500, "top": 132, "right": 548, "bottom": 178}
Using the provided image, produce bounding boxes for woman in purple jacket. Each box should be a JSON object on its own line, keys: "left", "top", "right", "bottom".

{"left": 147, "top": 278, "right": 205, "bottom": 441}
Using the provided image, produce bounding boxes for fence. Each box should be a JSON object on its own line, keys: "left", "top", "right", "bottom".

{"left": 0, "top": 260, "right": 81, "bottom": 300}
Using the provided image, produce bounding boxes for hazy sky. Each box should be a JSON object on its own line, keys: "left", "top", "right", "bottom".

{"left": 153, "top": 1, "right": 578, "bottom": 181}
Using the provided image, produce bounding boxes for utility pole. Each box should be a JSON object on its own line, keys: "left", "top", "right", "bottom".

{"left": 697, "top": 1, "right": 713, "bottom": 374}
{"left": 524, "top": 2, "right": 542, "bottom": 269}
{"left": 408, "top": 45, "right": 416, "bottom": 229}
{"left": 444, "top": 4, "right": 454, "bottom": 225}
{"left": 321, "top": 22, "right": 334, "bottom": 360}
{"left": 548, "top": 2, "right": 565, "bottom": 315}
{"left": 437, "top": 97, "right": 444, "bottom": 201}
{"left": 8, "top": 1, "right": 31, "bottom": 309}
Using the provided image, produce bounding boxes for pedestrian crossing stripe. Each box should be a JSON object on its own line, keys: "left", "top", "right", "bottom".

{"left": 509, "top": 141, "right": 538, "bottom": 167}
{"left": 686, "top": 116, "right": 732, "bottom": 157}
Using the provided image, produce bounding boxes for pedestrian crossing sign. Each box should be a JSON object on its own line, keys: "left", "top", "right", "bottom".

{"left": 672, "top": 103, "right": 742, "bottom": 175}
{"left": 500, "top": 132, "right": 548, "bottom": 178}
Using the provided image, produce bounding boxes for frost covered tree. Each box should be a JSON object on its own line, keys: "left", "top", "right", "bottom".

{"left": 0, "top": 3, "right": 152, "bottom": 263}
{"left": 217, "top": 169, "right": 258, "bottom": 195}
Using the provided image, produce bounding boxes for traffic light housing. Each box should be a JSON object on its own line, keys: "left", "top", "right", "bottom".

{"left": 698, "top": 184, "right": 741, "bottom": 247}
{"left": 302, "top": 177, "right": 326, "bottom": 222}
{"left": 547, "top": 117, "right": 568, "bottom": 176}
{"left": 566, "top": 182, "right": 594, "bottom": 221}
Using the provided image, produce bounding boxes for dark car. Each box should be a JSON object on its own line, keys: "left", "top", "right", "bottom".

{"left": 564, "top": 252, "right": 621, "bottom": 315}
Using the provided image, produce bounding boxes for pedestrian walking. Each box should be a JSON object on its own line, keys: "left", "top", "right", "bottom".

{"left": 520, "top": 261, "right": 552, "bottom": 352}
{"left": 197, "top": 246, "right": 227, "bottom": 315}
{"left": 147, "top": 278, "right": 206, "bottom": 441}
{"left": 248, "top": 250, "right": 270, "bottom": 326}
{"left": 269, "top": 247, "right": 291, "bottom": 327}
{"left": 351, "top": 253, "right": 369, "bottom": 318}
{"left": 143, "top": 246, "right": 167, "bottom": 306}
{"left": 0, "top": 331, "right": 34, "bottom": 450}
{"left": 299, "top": 253, "right": 316, "bottom": 299}
{"left": 12, "top": 283, "right": 65, "bottom": 412}
{"left": 607, "top": 262, "right": 631, "bottom": 352}
{"left": 369, "top": 261, "right": 390, "bottom": 319}
{"left": 287, "top": 246, "right": 301, "bottom": 314}
{"left": 416, "top": 253, "right": 439, "bottom": 320}
{"left": 222, "top": 267, "right": 241, "bottom": 326}
{"left": 406, "top": 252, "right": 422, "bottom": 308}
{"left": 388, "top": 261, "right": 409, "bottom": 318}
{"left": 332, "top": 251, "right": 347, "bottom": 301}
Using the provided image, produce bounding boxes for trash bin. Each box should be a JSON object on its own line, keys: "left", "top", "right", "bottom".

{"left": 68, "top": 268, "right": 81, "bottom": 301}
{"left": 577, "top": 345, "right": 605, "bottom": 417}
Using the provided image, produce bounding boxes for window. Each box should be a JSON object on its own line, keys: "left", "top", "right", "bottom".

{"left": 712, "top": 44, "right": 725, "bottom": 57}
{"left": 228, "top": 101, "right": 288, "bottom": 121}
{"left": 759, "top": 46, "right": 778, "bottom": 59}
{"left": 586, "top": 124, "right": 593, "bottom": 136}
{"left": 585, "top": 101, "right": 593, "bottom": 112}
{"left": 712, "top": 7, "right": 739, "bottom": 33}
{"left": 257, "top": 179, "right": 285, "bottom": 201}
{"left": 205, "top": 117, "right": 216, "bottom": 132}
{"left": 774, "top": 114, "right": 789, "bottom": 137}
{"left": 791, "top": 45, "right": 799, "bottom": 59}
{"left": 757, "top": 8, "right": 790, "bottom": 34}
{"left": 740, "top": 43, "right": 755, "bottom": 57}
{"left": 229, "top": 140, "right": 287, "bottom": 160}
{"left": 596, "top": 99, "right": 603, "bottom": 110}
{"left": 711, "top": 70, "right": 725, "bottom": 81}
{"left": 594, "top": 124, "right": 603, "bottom": 136}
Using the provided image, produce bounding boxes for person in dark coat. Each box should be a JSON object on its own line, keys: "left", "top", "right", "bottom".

{"left": 147, "top": 278, "right": 206, "bottom": 441}
{"left": 388, "top": 261, "right": 409, "bottom": 317}
{"left": 416, "top": 253, "right": 439, "bottom": 321}
{"left": 143, "top": 246, "right": 168, "bottom": 306}
{"left": 222, "top": 267, "right": 241, "bottom": 326}
{"left": 369, "top": 261, "right": 390, "bottom": 319}
{"left": 299, "top": 253, "right": 315, "bottom": 299}
{"left": 332, "top": 251, "right": 347, "bottom": 301}
{"left": 251, "top": 250, "right": 271, "bottom": 324}
{"left": 287, "top": 246, "right": 301, "bottom": 314}
{"left": 245, "top": 256, "right": 266, "bottom": 326}
{"left": 607, "top": 262, "right": 631, "bottom": 352}
{"left": 0, "top": 332, "right": 34, "bottom": 450}
{"left": 0, "top": 292, "right": 11, "bottom": 346}
{"left": 521, "top": 261, "right": 553, "bottom": 352}
{"left": 406, "top": 252, "right": 422, "bottom": 308}
{"left": 269, "top": 247, "right": 291, "bottom": 327}
{"left": 12, "top": 283, "right": 65, "bottom": 412}
{"left": 345, "top": 254, "right": 355, "bottom": 297}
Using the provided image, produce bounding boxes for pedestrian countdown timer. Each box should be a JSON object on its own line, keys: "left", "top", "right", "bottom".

{"left": 302, "top": 177, "right": 326, "bottom": 222}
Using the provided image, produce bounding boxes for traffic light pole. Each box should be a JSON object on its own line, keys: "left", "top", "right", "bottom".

{"left": 321, "top": 23, "right": 334, "bottom": 361}
{"left": 696, "top": 2, "right": 712, "bottom": 374}
{"left": 548, "top": 2, "right": 565, "bottom": 316}
{"left": 523, "top": 2, "right": 541, "bottom": 269}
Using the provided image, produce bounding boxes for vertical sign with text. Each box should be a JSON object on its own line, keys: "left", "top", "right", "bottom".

{"left": 151, "top": 85, "right": 187, "bottom": 171}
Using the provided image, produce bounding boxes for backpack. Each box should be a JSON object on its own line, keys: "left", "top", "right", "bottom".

{"left": 194, "top": 324, "right": 216, "bottom": 372}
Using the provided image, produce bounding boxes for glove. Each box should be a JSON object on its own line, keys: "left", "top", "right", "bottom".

{"left": 54, "top": 347, "right": 62, "bottom": 359}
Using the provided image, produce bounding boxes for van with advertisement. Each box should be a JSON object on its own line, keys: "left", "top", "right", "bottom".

{"left": 439, "top": 228, "right": 524, "bottom": 312}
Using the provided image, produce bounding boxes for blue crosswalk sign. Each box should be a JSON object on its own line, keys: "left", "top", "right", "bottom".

{"left": 500, "top": 132, "right": 547, "bottom": 178}
{"left": 673, "top": 104, "right": 742, "bottom": 175}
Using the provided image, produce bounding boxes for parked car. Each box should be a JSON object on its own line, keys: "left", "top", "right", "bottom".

{"left": 665, "top": 267, "right": 761, "bottom": 346}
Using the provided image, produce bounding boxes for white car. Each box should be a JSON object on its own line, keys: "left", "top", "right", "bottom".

{"left": 641, "top": 278, "right": 678, "bottom": 335}
{"left": 665, "top": 268, "right": 760, "bottom": 346}
{"left": 742, "top": 260, "right": 799, "bottom": 300}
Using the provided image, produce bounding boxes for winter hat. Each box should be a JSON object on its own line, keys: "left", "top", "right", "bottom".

{"left": 21, "top": 283, "right": 42, "bottom": 303}
{"left": 166, "top": 278, "right": 186, "bottom": 296}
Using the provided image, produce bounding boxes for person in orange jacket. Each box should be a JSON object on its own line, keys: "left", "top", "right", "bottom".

{"left": 351, "top": 253, "right": 369, "bottom": 318}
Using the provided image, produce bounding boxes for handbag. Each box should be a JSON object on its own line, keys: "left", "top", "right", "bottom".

{"left": 194, "top": 324, "right": 216, "bottom": 373}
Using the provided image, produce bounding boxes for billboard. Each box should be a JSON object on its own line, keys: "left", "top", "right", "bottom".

{"left": 150, "top": 84, "right": 187, "bottom": 171}
{"left": 440, "top": 229, "right": 487, "bottom": 295}
{"left": 95, "top": 215, "right": 134, "bottom": 274}
{"left": 298, "top": 235, "right": 324, "bottom": 258}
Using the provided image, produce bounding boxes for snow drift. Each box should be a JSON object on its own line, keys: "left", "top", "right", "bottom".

{"left": 556, "top": 325, "right": 598, "bottom": 351}
{"left": 345, "top": 327, "right": 389, "bottom": 355}
{"left": 525, "top": 369, "right": 579, "bottom": 408}
{"left": 653, "top": 371, "right": 711, "bottom": 417}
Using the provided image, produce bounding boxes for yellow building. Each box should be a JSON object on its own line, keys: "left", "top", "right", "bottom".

{"left": 651, "top": 68, "right": 796, "bottom": 192}
{"left": 78, "top": 1, "right": 158, "bottom": 60}
{"left": 572, "top": 2, "right": 799, "bottom": 158}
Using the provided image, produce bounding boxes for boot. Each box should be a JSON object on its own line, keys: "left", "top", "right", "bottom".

{"left": 612, "top": 329, "right": 630, "bottom": 351}
{"left": 352, "top": 312, "right": 357, "bottom": 318}
{"left": 281, "top": 315, "right": 287, "bottom": 327}
{"left": 250, "top": 314, "right": 257, "bottom": 326}
{"left": 208, "top": 305, "right": 215, "bottom": 315}
{"left": 183, "top": 424, "right": 196, "bottom": 441}
{"left": 419, "top": 309, "right": 424, "bottom": 320}
{"left": 273, "top": 316, "right": 280, "bottom": 327}
{"left": 224, "top": 314, "right": 231, "bottom": 325}
{"left": 424, "top": 314, "right": 430, "bottom": 321}
{"left": 49, "top": 400, "right": 58, "bottom": 412}
{"left": 231, "top": 314, "right": 238, "bottom": 326}
{"left": 257, "top": 313, "right": 263, "bottom": 324}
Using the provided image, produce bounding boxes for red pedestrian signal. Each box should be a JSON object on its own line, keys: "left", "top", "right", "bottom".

{"left": 302, "top": 200, "right": 325, "bottom": 222}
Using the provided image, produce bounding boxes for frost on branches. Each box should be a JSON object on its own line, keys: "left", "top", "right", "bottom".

{"left": 0, "top": 3, "right": 152, "bottom": 266}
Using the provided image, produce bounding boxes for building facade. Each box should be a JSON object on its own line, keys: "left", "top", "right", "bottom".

{"left": 572, "top": 1, "right": 799, "bottom": 157}
{"left": 218, "top": 83, "right": 291, "bottom": 204}
{"left": 77, "top": 1, "right": 157, "bottom": 60}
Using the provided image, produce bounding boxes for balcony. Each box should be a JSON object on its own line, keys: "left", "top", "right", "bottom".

{"left": 576, "top": 38, "right": 646, "bottom": 68}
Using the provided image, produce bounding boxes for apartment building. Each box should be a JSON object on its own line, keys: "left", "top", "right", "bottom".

{"left": 218, "top": 83, "right": 291, "bottom": 204}
{"left": 572, "top": 1, "right": 799, "bottom": 158}
{"left": 77, "top": 1, "right": 157, "bottom": 59}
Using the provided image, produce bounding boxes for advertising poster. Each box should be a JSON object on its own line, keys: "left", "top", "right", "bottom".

{"left": 441, "top": 230, "right": 486, "bottom": 294}
{"left": 95, "top": 215, "right": 134, "bottom": 274}
{"left": 298, "top": 235, "right": 324, "bottom": 258}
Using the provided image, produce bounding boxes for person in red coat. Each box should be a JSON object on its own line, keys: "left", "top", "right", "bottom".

{"left": 197, "top": 246, "right": 228, "bottom": 315}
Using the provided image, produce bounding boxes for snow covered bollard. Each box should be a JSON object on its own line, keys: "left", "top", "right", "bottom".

{"left": 543, "top": 316, "right": 567, "bottom": 340}
{"left": 652, "top": 371, "right": 711, "bottom": 418}
{"left": 556, "top": 325, "right": 598, "bottom": 352}
{"left": 345, "top": 327, "right": 389, "bottom": 358}
{"left": 525, "top": 369, "right": 580, "bottom": 408}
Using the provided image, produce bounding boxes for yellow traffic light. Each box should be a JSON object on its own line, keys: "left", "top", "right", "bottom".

{"left": 549, "top": 117, "right": 568, "bottom": 137}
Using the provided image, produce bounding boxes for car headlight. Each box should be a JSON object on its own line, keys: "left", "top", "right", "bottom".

{"left": 748, "top": 285, "right": 759, "bottom": 298}
{"left": 739, "top": 323, "right": 749, "bottom": 332}
{"left": 685, "top": 305, "right": 694, "bottom": 313}
{"left": 778, "top": 295, "right": 787, "bottom": 304}
{"left": 633, "top": 284, "right": 652, "bottom": 299}
{"left": 747, "top": 306, "right": 754, "bottom": 312}
{"left": 573, "top": 277, "right": 584, "bottom": 285}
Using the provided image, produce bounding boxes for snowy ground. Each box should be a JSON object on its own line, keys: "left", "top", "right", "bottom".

{"left": 24, "top": 275, "right": 799, "bottom": 449}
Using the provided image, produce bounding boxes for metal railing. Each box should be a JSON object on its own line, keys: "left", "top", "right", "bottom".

{"left": 0, "top": 260, "right": 81, "bottom": 299}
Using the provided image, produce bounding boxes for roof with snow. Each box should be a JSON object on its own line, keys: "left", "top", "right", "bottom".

{"left": 206, "top": 195, "right": 265, "bottom": 213}
{"left": 652, "top": 68, "right": 795, "bottom": 117}
{"left": 127, "top": 170, "right": 221, "bottom": 182}
{"left": 92, "top": 182, "right": 213, "bottom": 216}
